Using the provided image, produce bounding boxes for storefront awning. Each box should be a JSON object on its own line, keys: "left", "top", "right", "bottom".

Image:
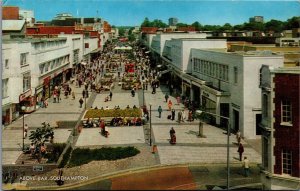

{"left": 90, "top": 48, "right": 102, "bottom": 54}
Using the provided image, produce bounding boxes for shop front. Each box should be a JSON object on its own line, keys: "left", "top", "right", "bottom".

{"left": 19, "top": 89, "right": 35, "bottom": 113}
{"left": 2, "top": 104, "right": 12, "bottom": 125}
{"left": 43, "top": 76, "right": 51, "bottom": 99}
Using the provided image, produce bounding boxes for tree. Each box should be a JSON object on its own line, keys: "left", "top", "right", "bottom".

{"left": 284, "top": 16, "right": 300, "bottom": 29}
{"left": 141, "top": 17, "right": 151, "bottom": 27}
{"left": 265, "top": 19, "right": 284, "bottom": 32}
{"left": 176, "top": 22, "right": 189, "bottom": 27}
{"left": 191, "top": 21, "right": 203, "bottom": 31}
{"left": 29, "top": 122, "right": 54, "bottom": 162}
{"left": 221, "top": 23, "right": 233, "bottom": 31}
{"left": 29, "top": 122, "right": 54, "bottom": 146}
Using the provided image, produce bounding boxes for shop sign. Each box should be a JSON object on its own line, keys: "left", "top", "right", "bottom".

{"left": 33, "top": 165, "right": 43, "bottom": 172}
{"left": 19, "top": 90, "right": 32, "bottom": 102}
{"left": 203, "top": 91, "right": 210, "bottom": 98}
{"left": 43, "top": 76, "right": 51, "bottom": 85}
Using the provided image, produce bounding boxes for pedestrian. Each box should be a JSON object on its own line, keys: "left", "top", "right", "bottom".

{"left": 171, "top": 109, "right": 175, "bottom": 121}
{"left": 178, "top": 110, "right": 182, "bottom": 123}
{"left": 242, "top": 156, "right": 250, "bottom": 177}
{"left": 188, "top": 110, "right": 193, "bottom": 122}
{"left": 79, "top": 98, "right": 84, "bottom": 108}
{"left": 57, "top": 88, "right": 61, "bottom": 103}
{"left": 165, "top": 93, "right": 169, "bottom": 102}
{"left": 176, "top": 96, "right": 180, "bottom": 105}
{"left": 157, "top": 105, "right": 162, "bottom": 118}
{"left": 64, "top": 90, "right": 68, "bottom": 98}
{"left": 169, "top": 127, "right": 175, "bottom": 139}
{"left": 85, "top": 90, "right": 89, "bottom": 98}
{"left": 168, "top": 100, "right": 173, "bottom": 111}
{"left": 82, "top": 90, "right": 85, "bottom": 98}
{"left": 72, "top": 91, "right": 75, "bottom": 100}
{"left": 24, "top": 124, "right": 29, "bottom": 138}
{"left": 53, "top": 91, "right": 57, "bottom": 103}
{"left": 237, "top": 143, "right": 244, "bottom": 161}
{"left": 236, "top": 130, "right": 241, "bottom": 144}
{"left": 109, "top": 91, "right": 113, "bottom": 101}
{"left": 181, "top": 109, "right": 186, "bottom": 122}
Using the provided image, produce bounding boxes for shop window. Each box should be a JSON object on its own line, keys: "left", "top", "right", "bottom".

{"left": 23, "top": 72, "right": 31, "bottom": 92}
{"left": 282, "top": 150, "right": 292, "bottom": 175}
{"left": 281, "top": 100, "right": 292, "bottom": 125}
{"left": 2, "top": 79, "right": 9, "bottom": 98}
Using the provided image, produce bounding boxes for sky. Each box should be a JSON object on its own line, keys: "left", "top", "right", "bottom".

{"left": 3, "top": 0, "right": 300, "bottom": 26}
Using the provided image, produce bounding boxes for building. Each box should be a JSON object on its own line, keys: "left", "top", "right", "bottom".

{"left": 2, "top": 6, "right": 19, "bottom": 20}
{"left": 186, "top": 50, "right": 284, "bottom": 139}
{"left": 249, "top": 16, "right": 264, "bottom": 23}
{"left": 260, "top": 66, "right": 300, "bottom": 190}
{"left": 19, "top": 9, "right": 35, "bottom": 26}
{"left": 230, "top": 44, "right": 300, "bottom": 67}
{"left": 1, "top": 34, "right": 84, "bottom": 125}
{"left": 168, "top": 17, "right": 178, "bottom": 26}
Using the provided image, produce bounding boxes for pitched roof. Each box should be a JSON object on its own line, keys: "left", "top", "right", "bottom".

{"left": 2, "top": 20, "right": 25, "bottom": 31}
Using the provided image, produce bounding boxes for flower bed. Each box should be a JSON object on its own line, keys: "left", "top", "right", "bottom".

{"left": 84, "top": 108, "right": 142, "bottom": 118}
{"left": 104, "top": 73, "right": 115, "bottom": 78}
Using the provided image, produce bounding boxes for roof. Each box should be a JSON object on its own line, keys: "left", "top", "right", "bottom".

{"left": 2, "top": 20, "right": 26, "bottom": 31}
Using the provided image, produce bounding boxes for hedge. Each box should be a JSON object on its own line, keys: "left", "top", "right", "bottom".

{"left": 58, "top": 146, "right": 72, "bottom": 168}
{"left": 45, "top": 143, "right": 66, "bottom": 163}
{"left": 68, "top": 146, "right": 140, "bottom": 167}
{"left": 84, "top": 108, "right": 142, "bottom": 118}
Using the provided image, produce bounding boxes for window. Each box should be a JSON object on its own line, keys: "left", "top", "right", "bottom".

{"left": 23, "top": 72, "right": 31, "bottom": 92}
{"left": 281, "top": 100, "right": 292, "bottom": 124}
{"left": 2, "top": 79, "right": 9, "bottom": 98}
{"left": 39, "top": 64, "right": 44, "bottom": 74}
{"left": 5, "top": 59, "right": 9, "bottom": 69}
{"left": 234, "top": 67, "right": 238, "bottom": 83}
{"left": 282, "top": 150, "right": 292, "bottom": 175}
{"left": 20, "top": 53, "right": 29, "bottom": 66}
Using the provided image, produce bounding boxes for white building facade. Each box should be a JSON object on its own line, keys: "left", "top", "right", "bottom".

{"left": 189, "top": 50, "right": 284, "bottom": 138}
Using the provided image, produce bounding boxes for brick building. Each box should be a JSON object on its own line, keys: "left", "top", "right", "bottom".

{"left": 260, "top": 66, "right": 300, "bottom": 190}
{"left": 2, "top": 6, "right": 19, "bottom": 20}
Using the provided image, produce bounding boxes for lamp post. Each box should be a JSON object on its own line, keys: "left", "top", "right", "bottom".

{"left": 21, "top": 106, "right": 26, "bottom": 151}
{"left": 196, "top": 110, "right": 230, "bottom": 190}
{"left": 149, "top": 103, "right": 152, "bottom": 146}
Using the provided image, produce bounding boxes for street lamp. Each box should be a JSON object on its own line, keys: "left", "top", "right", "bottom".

{"left": 196, "top": 110, "right": 231, "bottom": 190}
{"left": 21, "top": 106, "right": 26, "bottom": 151}
{"left": 149, "top": 103, "right": 152, "bottom": 146}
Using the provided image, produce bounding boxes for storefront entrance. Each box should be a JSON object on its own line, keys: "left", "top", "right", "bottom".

{"left": 233, "top": 109, "right": 240, "bottom": 132}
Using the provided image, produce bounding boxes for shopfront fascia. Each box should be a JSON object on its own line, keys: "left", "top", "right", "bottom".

{"left": 200, "top": 85, "right": 230, "bottom": 126}
{"left": 19, "top": 89, "right": 35, "bottom": 113}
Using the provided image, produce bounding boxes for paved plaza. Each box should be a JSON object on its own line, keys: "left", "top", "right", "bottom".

{"left": 76, "top": 126, "right": 145, "bottom": 147}
{"left": 2, "top": 83, "right": 262, "bottom": 166}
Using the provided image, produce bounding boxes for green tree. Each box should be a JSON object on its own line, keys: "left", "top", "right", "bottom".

{"left": 191, "top": 21, "right": 203, "bottom": 31}
{"left": 284, "top": 16, "right": 300, "bottom": 29}
{"left": 221, "top": 23, "right": 233, "bottom": 31}
{"left": 152, "top": 19, "right": 167, "bottom": 28}
{"left": 118, "top": 27, "right": 126, "bottom": 37}
{"left": 141, "top": 17, "right": 151, "bottom": 27}
{"left": 29, "top": 122, "right": 54, "bottom": 146}
{"left": 265, "top": 19, "right": 284, "bottom": 32}
{"left": 176, "top": 22, "right": 189, "bottom": 27}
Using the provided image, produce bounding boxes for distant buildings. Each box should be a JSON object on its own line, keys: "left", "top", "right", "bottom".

{"left": 168, "top": 17, "right": 178, "bottom": 26}
{"left": 260, "top": 66, "right": 300, "bottom": 190}
{"left": 249, "top": 16, "right": 264, "bottom": 23}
